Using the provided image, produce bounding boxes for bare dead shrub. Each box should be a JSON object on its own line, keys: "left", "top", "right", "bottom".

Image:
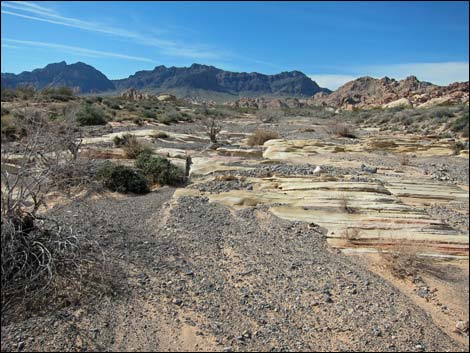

{"left": 256, "top": 109, "right": 285, "bottom": 123}
{"left": 328, "top": 122, "right": 357, "bottom": 138}
{"left": 398, "top": 153, "right": 410, "bottom": 166}
{"left": 1, "top": 109, "right": 114, "bottom": 319}
{"left": 203, "top": 118, "right": 221, "bottom": 143}
{"left": 379, "top": 242, "right": 442, "bottom": 280}
{"left": 49, "top": 159, "right": 100, "bottom": 192}
{"left": 247, "top": 129, "right": 279, "bottom": 146}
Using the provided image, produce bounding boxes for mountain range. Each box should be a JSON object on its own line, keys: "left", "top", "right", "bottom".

{"left": 2, "top": 61, "right": 468, "bottom": 108}
{"left": 1, "top": 61, "right": 330, "bottom": 98}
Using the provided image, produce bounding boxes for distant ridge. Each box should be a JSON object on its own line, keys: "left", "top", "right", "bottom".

{"left": 112, "top": 63, "right": 331, "bottom": 98}
{"left": 1, "top": 61, "right": 115, "bottom": 93}
{"left": 1, "top": 61, "right": 330, "bottom": 98}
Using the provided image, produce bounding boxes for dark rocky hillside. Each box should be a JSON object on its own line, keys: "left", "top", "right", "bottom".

{"left": 112, "top": 63, "right": 330, "bottom": 97}
{"left": 2, "top": 62, "right": 329, "bottom": 98}
{"left": 1, "top": 61, "right": 115, "bottom": 94}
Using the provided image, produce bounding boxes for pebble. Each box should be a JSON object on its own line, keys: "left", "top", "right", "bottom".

{"left": 172, "top": 298, "right": 183, "bottom": 306}
{"left": 361, "top": 164, "right": 378, "bottom": 173}
{"left": 417, "top": 287, "right": 429, "bottom": 298}
{"left": 455, "top": 320, "right": 469, "bottom": 333}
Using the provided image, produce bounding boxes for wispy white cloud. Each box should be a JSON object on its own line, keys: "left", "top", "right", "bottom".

{"left": 1, "top": 1, "right": 221, "bottom": 60}
{"left": 4, "top": 1, "right": 58, "bottom": 19}
{"left": 308, "top": 74, "right": 358, "bottom": 90}
{"left": 9, "top": 1, "right": 57, "bottom": 14}
{"left": 310, "top": 62, "right": 469, "bottom": 90}
{"left": 3, "top": 38, "right": 156, "bottom": 63}
{"left": 1, "top": 43, "right": 21, "bottom": 49}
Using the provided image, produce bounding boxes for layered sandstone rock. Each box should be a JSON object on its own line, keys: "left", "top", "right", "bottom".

{"left": 312, "top": 76, "right": 469, "bottom": 109}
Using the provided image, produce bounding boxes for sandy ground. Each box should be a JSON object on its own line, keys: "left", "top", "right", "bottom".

{"left": 1, "top": 113, "right": 468, "bottom": 352}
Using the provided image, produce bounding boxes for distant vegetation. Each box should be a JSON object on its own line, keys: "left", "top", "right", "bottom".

{"left": 40, "top": 86, "right": 74, "bottom": 101}
{"left": 1, "top": 86, "right": 469, "bottom": 139}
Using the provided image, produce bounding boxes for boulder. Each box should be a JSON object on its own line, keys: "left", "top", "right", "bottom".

{"left": 383, "top": 98, "right": 412, "bottom": 109}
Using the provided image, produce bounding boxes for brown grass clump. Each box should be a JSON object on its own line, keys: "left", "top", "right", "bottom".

{"left": 215, "top": 174, "right": 238, "bottom": 181}
{"left": 340, "top": 194, "right": 357, "bottom": 214}
{"left": 247, "top": 129, "right": 279, "bottom": 146}
{"left": 340, "top": 228, "right": 362, "bottom": 243}
{"left": 113, "top": 134, "right": 151, "bottom": 159}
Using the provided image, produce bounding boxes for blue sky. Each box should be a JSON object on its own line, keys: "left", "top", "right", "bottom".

{"left": 1, "top": 1, "right": 469, "bottom": 89}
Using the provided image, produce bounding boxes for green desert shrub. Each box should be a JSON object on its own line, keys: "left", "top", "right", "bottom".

{"left": 1, "top": 88, "right": 17, "bottom": 101}
{"left": 157, "top": 110, "right": 181, "bottom": 124}
{"left": 76, "top": 103, "right": 107, "bottom": 126}
{"left": 1, "top": 107, "right": 10, "bottom": 116}
{"left": 141, "top": 109, "right": 155, "bottom": 119}
{"left": 133, "top": 117, "right": 144, "bottom": 126}
{"left": 1, "top": 114, "right": 27, "bottom": 141}
{"left": 113, "top": 133, "right": 135, "bottom": 147}
{"left": 96, "top": 162, "right": 149, "bottom": 194}
{"left": 426, "top": 106, "right": 455, "bottom": 122}
{"left": 135, "top": 150, "right": 185, "bottom": 186}
{"left": 451, "top": 113, "right": 469, "bottom": 136}
{"left": 452, "top": 141, "right": 467, "bottom": 155}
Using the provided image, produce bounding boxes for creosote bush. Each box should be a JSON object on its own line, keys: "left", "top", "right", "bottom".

{"left": 247, "top": 129, "right": 279, "bottom": 146}
{"left": 96, "top": 162, "right": 150, "bottom": 194}
{"left": 135, "top": 150, "right": 186, "bottom": 186}
{"left": 76, "top": 103, "right": 107, "bottom": 126}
